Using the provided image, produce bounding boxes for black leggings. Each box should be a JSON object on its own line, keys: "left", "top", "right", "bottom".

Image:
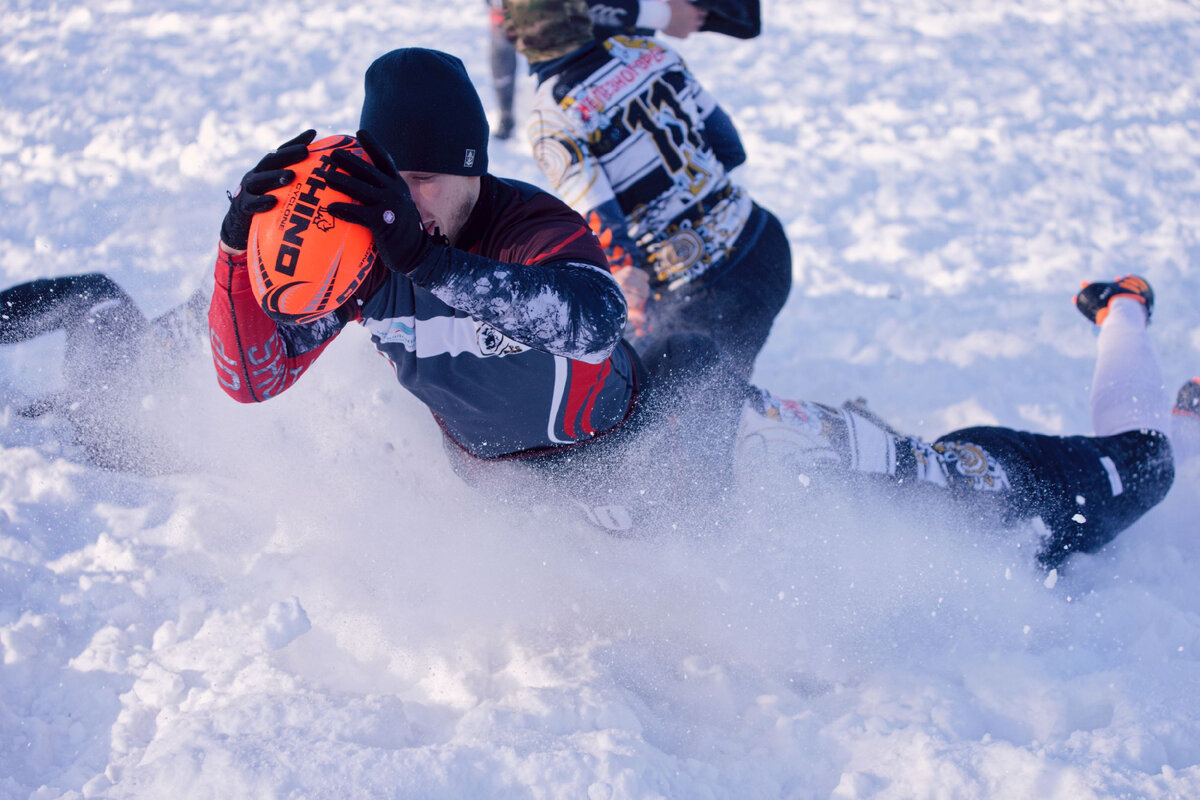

{"left": 938, "top": 426, "right": 1175, "bottom": 569}
{"left": 0, "top": 273, "right": 148, "bottom": 387}
{"left": 638, "top": 206, "right": 793, "bottom": 382}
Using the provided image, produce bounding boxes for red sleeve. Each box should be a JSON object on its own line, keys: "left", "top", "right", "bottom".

{"left": 207, "top": 247, "right": 337, "bottom": 402}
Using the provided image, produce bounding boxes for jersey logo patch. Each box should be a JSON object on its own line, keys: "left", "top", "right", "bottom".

{"left": 370, "top": 318, "right": 415, "bottom": 348}
{"left": 476, "top": 322, "right": 526, "bottom": 357}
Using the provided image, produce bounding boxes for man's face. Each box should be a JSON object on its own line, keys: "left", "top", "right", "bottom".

{"left": 399, "top": 172, "right": 481, "bottom": 247}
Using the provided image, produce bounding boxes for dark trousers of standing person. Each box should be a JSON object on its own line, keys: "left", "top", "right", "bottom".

{"left": 638, "top": 205, "right": 793, "bottom": 382}
{"left": 488, "top": 2, "right": 517, "bottom": 138}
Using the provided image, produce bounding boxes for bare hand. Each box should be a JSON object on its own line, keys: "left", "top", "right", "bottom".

{"left": 662, "top": 0, "right": 707, "bottom": 39}
{"left": 612, "top": 264, "right": 651, "bottom": 335}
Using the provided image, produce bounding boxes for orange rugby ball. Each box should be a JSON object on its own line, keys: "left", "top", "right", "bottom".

{"left": 248, "top": 134, "right": 377, "bottom": 323}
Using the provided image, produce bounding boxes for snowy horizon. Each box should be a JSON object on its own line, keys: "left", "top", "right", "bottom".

{"left": 2, "top": 0, "right": 1199, "bottom": 797}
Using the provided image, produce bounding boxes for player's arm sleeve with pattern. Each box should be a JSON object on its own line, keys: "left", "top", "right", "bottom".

{"left": 408, "top": 217, "right": 627, "bottom": 365}
{"left": 701, "top": 105, "right": 746, "bottom": 171}
{"left": 679, "top": 67, "right": 747, "bottom": 171}
{"left": 208, "top": 248, "right": 345, "bottom": 402}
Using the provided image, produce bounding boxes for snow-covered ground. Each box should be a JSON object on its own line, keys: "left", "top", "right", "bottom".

{"left": 2, "top": 0, "right": 1199, "bottom": 796}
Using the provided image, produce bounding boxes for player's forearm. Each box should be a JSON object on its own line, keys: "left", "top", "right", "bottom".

{"left": 412, "top": 248, "right": 628, "bottom": 364}
{"left": 208, "top": 248, "right": 323, "bottom": 402}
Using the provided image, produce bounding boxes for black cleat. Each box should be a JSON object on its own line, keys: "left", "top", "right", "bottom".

{"left": 1075, "top": 274, "right": 1154, "bottom": 325}
{"left": 1175, "top": 377, "right": 1200, "bottom": 419}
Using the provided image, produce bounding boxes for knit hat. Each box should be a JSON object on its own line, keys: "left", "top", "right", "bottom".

{"left": 359, "top": 48, "right": 488, "bottom": 176}
{"left": 503, "top": 0, "right": 594, "bottom": 63}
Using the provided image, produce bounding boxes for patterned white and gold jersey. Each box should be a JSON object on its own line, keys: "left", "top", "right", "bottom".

{"left": 529, "top": 36, "right": 752, "bottom": 288}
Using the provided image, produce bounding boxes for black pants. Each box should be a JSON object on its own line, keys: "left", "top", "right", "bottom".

{"left": 937, "top": 426, "right": 1175, "bottom": 569}
{"left": 487, "top": 2, "right": 516, "bottom": 128}
{"left": 0, "top": 273, "right": 147, "bottom": 387}
{"left": 751, "top": 399, "right": 1177, "bottom": 569}
{"left": 0, "top": 273, "right": 195, "bottom": 474}
{"left": 637, "top": 205, "right": 793, "bottom": 382}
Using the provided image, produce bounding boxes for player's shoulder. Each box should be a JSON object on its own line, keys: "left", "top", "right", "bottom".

{"left": 491, "top": 176, "right": 576, "bottom": 218}
{"left": 488, "top": 175, "right": 592, "bottom": 241}
{"left": 481, "top": 175, "right": 599, "bottom": 265}
{"left": 494, "top": 175, "right": 551, "bottom": 199}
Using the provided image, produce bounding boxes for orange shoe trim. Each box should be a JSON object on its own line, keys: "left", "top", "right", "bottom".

{"left": 1094, "top": 293, "right": 1147, "bottom": 326}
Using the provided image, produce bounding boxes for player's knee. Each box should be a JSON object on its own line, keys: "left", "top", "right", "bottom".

{"left": 1122, "top": 428, "right": 1174, "bottom": 512}
{"left": 1038, "top": 429, "right": 1174, "bottom": 569}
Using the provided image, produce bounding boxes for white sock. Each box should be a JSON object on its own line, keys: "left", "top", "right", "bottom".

{"left": 1090, "top": 297, "right": 1168, "bottom": 436}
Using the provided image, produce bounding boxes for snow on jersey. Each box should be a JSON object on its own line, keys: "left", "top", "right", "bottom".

{"left": 529, "top": 36, "right": 752, "bottom": 288}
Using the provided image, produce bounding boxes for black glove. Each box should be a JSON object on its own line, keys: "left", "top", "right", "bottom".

{"left": 694, "top": 0, "right": 761, "bottom": 39}
{"left": 324, "top": 129, "right": 438, "bottom": 275}
{"left": 219, "top": 129, "right": 316, "bottom": 251}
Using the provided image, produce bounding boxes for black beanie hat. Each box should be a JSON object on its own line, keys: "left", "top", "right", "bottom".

{"left": 359, "top": 48, "right": 489, "bottom": 176}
